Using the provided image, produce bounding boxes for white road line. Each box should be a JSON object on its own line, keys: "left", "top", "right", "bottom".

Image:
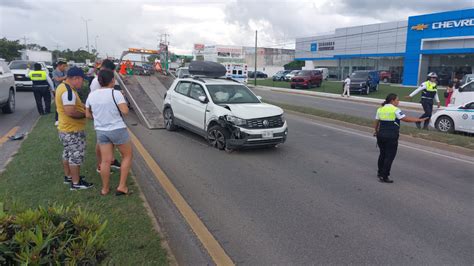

{"left": 289, "top": 114, "right": 474, "bottom": 166}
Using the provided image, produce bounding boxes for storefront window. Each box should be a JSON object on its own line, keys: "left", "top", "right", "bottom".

{"left": 427, "top": 54, "right": 473, "bottom": 86}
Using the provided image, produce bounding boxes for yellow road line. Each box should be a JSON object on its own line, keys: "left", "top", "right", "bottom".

{"left": 0, "top": 126, "right": 19, "bottom": 147}
{"left": 128, "top": 129, "right": 234, "bottom": 266}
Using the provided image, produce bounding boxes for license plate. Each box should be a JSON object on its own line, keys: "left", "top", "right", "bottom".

{"left": 262, "top": 131, "right": 273, "bottom": 139}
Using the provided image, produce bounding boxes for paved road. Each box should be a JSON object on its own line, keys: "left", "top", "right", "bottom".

{"left": 0, "top": 91, "right": 41, "bottom": 171}
{"left": 129, "top": 112, "right": 473, "bottom": 265}
{"left": 252, "top": 87, "right": 426, "bottom": 126}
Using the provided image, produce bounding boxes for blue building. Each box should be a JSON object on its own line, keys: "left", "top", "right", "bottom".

{"left": 295, "top": 8, "right": 474, "bottom": 86}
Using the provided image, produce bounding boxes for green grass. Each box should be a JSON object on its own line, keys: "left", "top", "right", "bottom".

{"left": 256, "top": 79, "right": 448, "bottom": 106}
{"left": 266, "top": 100, "right": 474, "bottom": 150}
{"left": 0, "top": 110, "right": 169, "bottom": 264}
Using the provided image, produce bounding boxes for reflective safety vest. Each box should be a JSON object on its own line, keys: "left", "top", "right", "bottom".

{"left": 421, "top": 81, "right": 437, "bottom": 100}
{"left": 376, "top": 104, "right": 400, "bottom": 137}
{"left": 28, "top": 70, "right": 49, "bottom": 87}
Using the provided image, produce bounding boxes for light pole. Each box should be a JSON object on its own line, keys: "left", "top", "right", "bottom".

{"left": 94, "top": 35, "right": 99, "bottom": 57}
{"left": 81, "top": 17, "right": 91, "bottom": 53}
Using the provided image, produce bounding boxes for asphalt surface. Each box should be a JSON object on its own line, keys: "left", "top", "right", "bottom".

{"left": 128, "top": 111, "right": 473, "bottom": 265}
{"left": 252, "top": 87, "right": 426, "bottom": 125}
{"left": 0, "top": 91, "right": 40, "bottom": 171}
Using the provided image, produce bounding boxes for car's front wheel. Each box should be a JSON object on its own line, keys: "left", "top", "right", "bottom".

{"left": 435, "top": 116, "right": 455, "bottom": 133}
{"left": 207, "top": 125, "right": 230, "bottom": 150}
{"left": 163, "top": 107, "right": 177, "bottom": 131}
{"left": 2, "top": 89, "right": 15, "bottom": 114}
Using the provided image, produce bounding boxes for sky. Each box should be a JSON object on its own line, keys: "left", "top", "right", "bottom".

{"left": 1, "top": 0, "right": 473, "bottom": 58}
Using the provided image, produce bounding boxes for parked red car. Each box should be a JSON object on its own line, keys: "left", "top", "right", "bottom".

{"left": 290, "top": 70, "right": 323, "bottom": 89}
{"left": 378, "top": 70, "right": 392, "bottom": 83}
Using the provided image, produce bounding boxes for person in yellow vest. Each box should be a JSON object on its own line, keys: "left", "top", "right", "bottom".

{"left": 405, "top": 72, "right": 441, "bottom": 129}
{"left": 374, "top": 93, "right": 428, "bottom": 183}
{"left": 28, "top": 63, "right": 54, "bottom": 115}
{"left": 55, "top": 67, "right": 93, "bottom": 190}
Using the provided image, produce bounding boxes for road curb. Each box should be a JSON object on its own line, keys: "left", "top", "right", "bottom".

{"left": 250, "top": 85, "right": 425, "bottom": 111}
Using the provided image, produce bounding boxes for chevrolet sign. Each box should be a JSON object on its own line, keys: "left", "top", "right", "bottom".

{"left": 432, "top": 18, "right": 474, "bottom": 29}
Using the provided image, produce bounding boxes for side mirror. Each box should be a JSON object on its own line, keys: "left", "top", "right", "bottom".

{"left": 198, "top": 96, "right": 208, "bottom": 103}
{"left": 257, "top": 96, "right": 262, "bottom": 101}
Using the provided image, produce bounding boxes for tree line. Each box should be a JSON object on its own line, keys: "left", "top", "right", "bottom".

{"left": 0, "top": 37, "right": 96, "bottom": 63}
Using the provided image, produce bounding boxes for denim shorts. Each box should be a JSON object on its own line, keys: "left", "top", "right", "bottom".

{"left": 96, "top": 128, "right": 130, "bottom": 145}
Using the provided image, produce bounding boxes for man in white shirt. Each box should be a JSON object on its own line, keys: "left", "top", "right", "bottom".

{"left": 90, "top": 59, "right": 118, "bottom": 92}
{"left": 342, "top": 75, "right": 351, "bottom": 97}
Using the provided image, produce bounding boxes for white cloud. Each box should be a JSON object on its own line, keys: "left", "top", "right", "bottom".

{"left": 1, "top": 0, "right": 472, "bottom": 58}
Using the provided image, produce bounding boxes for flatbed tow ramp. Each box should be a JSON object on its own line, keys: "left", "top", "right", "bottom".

{"left": 114, "top": 48, "right": 169, "bottom": 129}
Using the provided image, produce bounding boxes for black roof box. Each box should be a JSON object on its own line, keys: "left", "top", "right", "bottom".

{"left": 188, "top": 61, "right": 226, "bottom": 78}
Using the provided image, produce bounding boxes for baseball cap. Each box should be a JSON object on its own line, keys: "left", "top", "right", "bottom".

{"left": 67, "top": 67, "right": 85, "bottom": 78}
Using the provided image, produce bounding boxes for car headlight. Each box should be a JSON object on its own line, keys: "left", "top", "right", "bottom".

{"left": 281, "top": 114, "right": 286, "bottom": 123}
{"left": 360, "top": 82, "right": 366, "bottom": 87}
{"left": 226, "top": 115, "right": 247, "bottom": 126}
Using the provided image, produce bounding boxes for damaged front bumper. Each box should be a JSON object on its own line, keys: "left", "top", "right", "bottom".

{"left": 225, "top": 121, "right": 289, "bottom": 149}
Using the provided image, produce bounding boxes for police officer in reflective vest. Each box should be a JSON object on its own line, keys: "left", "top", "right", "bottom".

{"left": 28, "top": 63, "right": 54, "bottom": 115}
{"left": 406, "top": 72, "right": 441, "bottom": 129}
{"left": 374, "top": 93, "right": 427, "bottom": 183}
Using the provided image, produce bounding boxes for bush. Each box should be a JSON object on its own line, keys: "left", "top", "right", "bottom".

{"left": 0, "top": 202, "right": 108, "bottom": 265}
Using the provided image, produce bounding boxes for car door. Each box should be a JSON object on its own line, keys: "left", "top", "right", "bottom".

{"left": 457, "top": 102, "right": 474, "bottom": 132}
{"left": 187, "top": 83, "right": 208, "bottom": 130}
{"left": 171, "top": 81, "right": 192, "bottom": 122}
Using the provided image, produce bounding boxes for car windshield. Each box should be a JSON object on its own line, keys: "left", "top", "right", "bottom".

{"left": 296, "top": 70, "right": 311, "bottom": 76}
{"left": 351, "top": 72, "right": 369, "bottom": 79}
{"left": 9, "top": 61, "right": 35, "bottom": 70}
{"left": 290, "top": 70, "right": 299, "bottom": 74}
{"left": 207, "top": 84, "right": 260, "bottom": 104}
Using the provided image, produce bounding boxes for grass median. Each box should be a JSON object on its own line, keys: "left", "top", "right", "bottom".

{"left": 257, "top": 79, "right": 448, "bottom": 106}
{"left": 266, "top": 100, "right": 474, "bottom": 150}
{"left": 0, "top": 111, "right": 169, "bottom": 264}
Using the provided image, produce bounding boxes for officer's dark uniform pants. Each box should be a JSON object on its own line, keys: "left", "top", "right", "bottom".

{"left": 377, "top": 136, "right": 398, "bottom": 178}
{"left": 419, "top": 99, "right": 433, "bottom": 129}
{"left": 33, "top": 85, "right": 51, "bottom": 115}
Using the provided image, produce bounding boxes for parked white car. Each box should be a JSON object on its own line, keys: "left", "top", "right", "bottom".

{"left": 450, "top": 80, "right": 474, "bottom": 107}
{"left": 315, "top": 68, "right": 329, "bottom": 80}
{"left": 163, "top": 77, "right": 288, "bottom": 150}
{"left": 284, "top": 70, "right": 300, "bottom": 81}
{"left": 8, "top": 60, "right": 47, "bottom": 90}
{"left": 0, "top": 59, "right": 16, "bottom": 113}
{"left": 431, "top": 101, "right": 474, "bottom": 134}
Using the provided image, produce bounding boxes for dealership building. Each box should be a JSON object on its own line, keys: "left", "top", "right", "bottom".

{"left": 295, "top": 8, "right": 474, "bottom": 86}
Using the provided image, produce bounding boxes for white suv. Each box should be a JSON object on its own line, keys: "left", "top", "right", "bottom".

{"left": 0, "top": 59, "right": 16, "bottom": 114}
{"left": 163, "top": 77, "right": 288, "bottom": 150}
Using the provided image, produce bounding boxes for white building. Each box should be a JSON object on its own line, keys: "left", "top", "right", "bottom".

{"left": 193, "top": 44, "right": 295, "bottom": 76}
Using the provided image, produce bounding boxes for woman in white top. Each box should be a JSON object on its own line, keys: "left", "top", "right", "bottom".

{"left": 86, "top": 70, "right": 132, "bottom": 196}
{"left": 342, "top": 75, "right": 351, "bottom": 97}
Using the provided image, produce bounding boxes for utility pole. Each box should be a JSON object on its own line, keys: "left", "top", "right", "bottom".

{"left": 254, "top": 30, "right": 258, "bottom": 86}
{"left": 81, "top": 17, "right": 91, "bottom": 53}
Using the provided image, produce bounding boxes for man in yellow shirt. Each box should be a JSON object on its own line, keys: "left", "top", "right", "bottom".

{"left": 55, "top": 67, "right": 93, "bottom": 190}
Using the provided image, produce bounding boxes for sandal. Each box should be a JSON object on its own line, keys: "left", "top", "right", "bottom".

{"left": 115, "top": 189, "right": 133, "bottom": 196}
